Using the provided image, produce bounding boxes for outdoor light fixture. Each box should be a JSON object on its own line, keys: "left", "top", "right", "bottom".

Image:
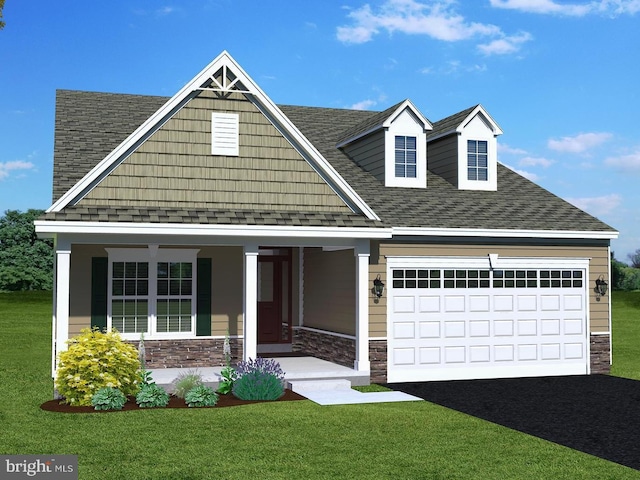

{"left": 594, "top": 275, "right": 608, "bottom": 301}
{"left": 373, "top": 275, "right": 385, "bottom": 298}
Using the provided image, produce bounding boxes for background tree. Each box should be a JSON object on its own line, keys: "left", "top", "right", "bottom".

{"left": 0, "top": 0, "right": 5, "bottom": 30}
{"left": 611, "top": 252, "right": 627, "bottom": 290}
{"left": 0, "top": 209, "right": 53, "bottom": 291}
{"left": 628, "top": 249, "right": 640, "bottom": 269}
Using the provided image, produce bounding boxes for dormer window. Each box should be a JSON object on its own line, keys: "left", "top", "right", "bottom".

{"left": 467, "top": 140, "right": 488, "bottom": 181}
{"left": 395, "top": 136, "right": 417, "bottom": 178}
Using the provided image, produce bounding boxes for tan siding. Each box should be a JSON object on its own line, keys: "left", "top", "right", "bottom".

{"left": 303, "top": 248, "right": 356, "bottom": 335}
{"left": 343, "top": 131, "right": 385, "bottom": 182}
{"left": 374, "top": 242, "right": 611, "bottom": 335}
{"left": 80, "top": 93, "right": 351, "bottom": 212}
{"left": 428, "top": 134, "right": 458, "bottom": 186}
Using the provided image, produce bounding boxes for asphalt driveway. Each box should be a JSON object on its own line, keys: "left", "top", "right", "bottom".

{"left": 387, "top": 375, "right": 640, "bottom": 471}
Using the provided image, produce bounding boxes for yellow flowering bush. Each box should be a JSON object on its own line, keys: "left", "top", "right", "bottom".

{"left": 55, "top": 328, "right": 141, "bottom": 406}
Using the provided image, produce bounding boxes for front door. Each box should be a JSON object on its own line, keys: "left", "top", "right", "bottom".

{"left": 257, "top": 249, "right": 291, "bottom": 343}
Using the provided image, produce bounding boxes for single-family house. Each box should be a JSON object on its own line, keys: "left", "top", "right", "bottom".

{"left": 36, "top": 51, "right": 618, "bottom": 384}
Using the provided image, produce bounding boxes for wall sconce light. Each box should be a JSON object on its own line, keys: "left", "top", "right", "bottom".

{"left": 594, "top": 275, "right": 608, "bottom": 301}
{"left": 373, "top": 275, "right": 385, "bottom": 299}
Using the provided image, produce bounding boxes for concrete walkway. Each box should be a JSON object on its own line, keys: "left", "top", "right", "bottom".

{"left": 148, "top": 356, "right": 423, "bottom": 406}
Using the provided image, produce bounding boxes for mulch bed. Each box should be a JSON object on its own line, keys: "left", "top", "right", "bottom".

{"left": 40, "top": 389, "right": 306, "bottom": 413}
{"left": 387, "top": 375, "right": 640, "bottom": 471}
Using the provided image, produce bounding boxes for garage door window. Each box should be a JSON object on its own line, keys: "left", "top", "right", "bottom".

{"left": 392, "top": 268, "right": 583, "bottom": 289}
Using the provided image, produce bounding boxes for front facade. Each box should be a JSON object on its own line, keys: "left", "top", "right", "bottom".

{"left": 37, "top": 52, "right": 618, "bottom": 384}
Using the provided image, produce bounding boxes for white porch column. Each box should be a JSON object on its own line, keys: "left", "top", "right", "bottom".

{"left": 354, "top": 242, "right": 371, "bottom": 372}
{"left": 243, "top": 244, "right": 259, "bottom": 361}
{"left": 53, "top": 238, "right": 71, "bottom": 376}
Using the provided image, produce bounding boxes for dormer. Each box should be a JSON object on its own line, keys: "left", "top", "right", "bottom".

{"left": 337, "top": 100, "right": 433, "bottom": 188}
{"left": 427, "top": 105, "right": 503, "bottom": 191}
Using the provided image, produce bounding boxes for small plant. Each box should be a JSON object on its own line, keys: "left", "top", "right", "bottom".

{"left": 139, "top": 369, "right": 154, "bottom": 387}
{"left": 232, "top": 358, "right": 285, "bottom": 401}
{"left": 136, "top": 383, "right": 170, "bottom": 408}
{"left": 91, "top": 387, "right": 127, "bottom": 410}
{"left": 55, "top": 328, "right": 141, "bottom": 406}
{"left": 171, "top": 369, "right": 203, "bottom": 399}
{"left": 184, "top": 385, "right": 219, "bottom": 407}
{"left": 217, "top": 366, "right": 237, "bottom": 395}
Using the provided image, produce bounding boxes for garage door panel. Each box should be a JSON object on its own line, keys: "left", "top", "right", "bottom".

{"left": 388, "top": 263, "right": 588, "bottom": 383}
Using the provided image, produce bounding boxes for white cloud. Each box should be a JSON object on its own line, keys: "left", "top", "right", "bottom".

{"left": 349, "top": 99, "right": 378, "bottom": 110}
{"left": 0, "top": 160, "right": 36, "bottom": 180}
{"left": 337, "top": 0, "right": 501, "bottom": 44}
{"left": 604, "top": 150, "right": 640, "bottom": 172}
{"left": 547, "top": 132, "right": 613, "bottom": 153}
{"left": 498, "top": 143, "right": 528, "bottom": 155}
{"left": 478, "top": 31, "right": 533, "bottom": 55}
{"left": 156, "top": 6, "right": 176, "bottom": 16}
{"left": 503, "top": 163, "right": 541, "bottom": 181}
{"left": 421, "top": 60, "right": 488, "bottom": 75}
{"left": 565, "top": 193, "right": 623, "bottom": 216}
{"left": 490, "top": 0, "right": 640, "bottom": 16}
{"left": 519, "top": 156, "right": 555, "bottom": 168}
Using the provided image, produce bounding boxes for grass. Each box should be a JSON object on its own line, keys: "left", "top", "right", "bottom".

{"left": 610, "top": 291, "right": 640, "bottom": 380}
{"left": 1, "top": 291, "right": 639, "bottom": 479}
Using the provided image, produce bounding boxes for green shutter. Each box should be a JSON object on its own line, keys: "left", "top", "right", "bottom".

{"left": 91, "top": 257, "right": 108, "bottom": 331}
{"left": 196, "top": 258, "right": 212, "bottom": 336}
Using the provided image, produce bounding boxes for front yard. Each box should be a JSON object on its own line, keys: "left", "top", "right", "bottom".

{"left": 0, "top": 291, "right": 638, "bottom": 479}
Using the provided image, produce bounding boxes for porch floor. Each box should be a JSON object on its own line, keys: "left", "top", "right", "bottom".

{"left": 148, "top": 356, "right": 370, "bottom": 390}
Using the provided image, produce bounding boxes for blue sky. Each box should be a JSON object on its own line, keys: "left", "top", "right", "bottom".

{"left": 1, "top": 0, "right": 639, "bottom": 261}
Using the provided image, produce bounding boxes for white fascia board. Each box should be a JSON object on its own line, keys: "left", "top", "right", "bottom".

{"left": 34, "top": 220, "right": 393, "bottom": 239}
{"left": 459, "top": 105, "right": 503, "bottom": 136}
{"left": 391, "top": 227, "right": 619, "bottom": 240}
{"left": 382, "top": 99, "right": 433, "bottom": 131}
{"left": 47, "top": 51, "right": 380, "bottom": 222}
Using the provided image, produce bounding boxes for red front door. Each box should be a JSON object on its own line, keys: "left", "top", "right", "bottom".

{"left": 258, "top": 257, "right": 281, "bottom": 343}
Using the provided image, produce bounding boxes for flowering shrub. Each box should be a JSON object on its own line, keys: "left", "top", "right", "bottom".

{"left": 232, "top": 358, "right": 285, "bottom": 401}
{"left": 55, "top": 328, "right": 141, "bottom": 406}
{"left": 91, "top": 387, "right": 127, "bottom": 411}
{"left": 184, "top": 385, "right": 218, "bottom": 407}
{"left": 136, "top": 383, "right": 170, "bottom": 408}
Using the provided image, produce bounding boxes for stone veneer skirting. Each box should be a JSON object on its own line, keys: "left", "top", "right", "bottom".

{"left": 131, "top": 338, "right": 243, "bottom": 369}
{"left": 292, "top": 328, "right": 355, "bottom": 369}
{"left": 590, "top": 334, "right": 611, "bottom": 374}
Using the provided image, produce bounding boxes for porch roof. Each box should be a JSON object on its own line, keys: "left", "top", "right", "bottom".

{"left": 38, "top": 206, "right": 385, "bottom": 228}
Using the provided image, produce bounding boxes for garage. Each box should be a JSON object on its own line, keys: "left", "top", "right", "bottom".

{"left": 386, "top": 256, "right": 590, "bottom": 383}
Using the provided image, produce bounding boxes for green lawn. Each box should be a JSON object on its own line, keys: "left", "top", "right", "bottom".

{"left": 1, "top": 291, "right": 639, "bottom": 479}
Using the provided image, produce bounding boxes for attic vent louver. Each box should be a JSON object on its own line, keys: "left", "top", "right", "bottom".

{"left": 211, "top": 112, "right": 239, "bottom": 156}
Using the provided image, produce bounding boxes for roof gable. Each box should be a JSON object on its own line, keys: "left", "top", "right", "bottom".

{"left": 428, "top": 104, "right": 503, "bottom": 141}
{"left": 49, "top": 51, "right": 379, "bottom": 220}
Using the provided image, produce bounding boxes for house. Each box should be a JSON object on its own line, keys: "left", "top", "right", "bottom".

{"left": 36, "top": 51, "right": 618, "bottom": 384}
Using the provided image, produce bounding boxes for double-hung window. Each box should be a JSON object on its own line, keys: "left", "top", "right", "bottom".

{"left": 395, "top": 135, "right": 417, "bottom": 178}
{"left": 107, "top": 248, "right": 198, "bottom": 339}
{"left": 467, "top": 140, "right": 488, "bottom": 181}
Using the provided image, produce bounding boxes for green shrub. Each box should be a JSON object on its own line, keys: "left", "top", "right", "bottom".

{"left": 55, "top": 328, "right": 141, "bottom": 406}
{"left": 184, "top": 385, "right": 218, "bottom": 407}
{"left": 136, "top": 383, "right": 170, "bottom": 408}
{"left": 91, "top": 387, "right": 127, "bottom": 410}
{"left": 171, "top": 370, "right": 203, "bottom": 399}
{"left": 232, "top": 358, "right": 285, "bottom": 401}
{"left": 217, "top": 366, "right": 237, "bottom": 395}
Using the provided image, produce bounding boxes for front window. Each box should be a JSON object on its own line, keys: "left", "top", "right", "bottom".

{"left": 395, "top": 135, "right": 417, "bottom": 178}
{"left": 107, "top": 249, "right": 198, "bottom": 338}
{"left": 467, "top": 140, "right": 488, "bottom": 181}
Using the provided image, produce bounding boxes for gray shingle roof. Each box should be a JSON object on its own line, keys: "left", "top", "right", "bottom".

{"left": 427, "top": 105, "right": 477, "bottom": 139}
{"left": 49, "top": 90, "right": 616, "bottom": 234}
{"left": 40, "top": 207, "right": 383, "bottom": 228}
{"left": 335, "top": 100, "right": 404, "bottom": 146}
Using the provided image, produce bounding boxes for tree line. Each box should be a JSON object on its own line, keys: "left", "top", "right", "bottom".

{"left": 1, "top": 209, "right": 640, "bottom": 292}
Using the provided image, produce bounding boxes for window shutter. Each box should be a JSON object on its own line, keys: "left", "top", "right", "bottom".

{"left": 196, "top": 258, "right": 212, "bottom": 336}
{"left": 211, "top": 112, "right": 239, "bottom": 156}
{"left": 91, "top": 257, "right": 108, "bottom": 331}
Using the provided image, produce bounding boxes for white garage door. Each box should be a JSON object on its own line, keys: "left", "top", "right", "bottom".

{"left": 387, "top": 257, "right": 589, "bottom": 383}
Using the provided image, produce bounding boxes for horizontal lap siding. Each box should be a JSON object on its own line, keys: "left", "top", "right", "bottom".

{"left": 80, "top": 92, "right": 350, "bottom": 212}
{"left": 427, "top": 134, "right": 458, "bottom": 186}
{"left": 303, "top": 248, "right": 356, "bottom": 336}
{"left": 373, "top": 242, "right": 610, "bottom": 335}
{"left": 342, "top": 131, "right": 385, "bottom": 182}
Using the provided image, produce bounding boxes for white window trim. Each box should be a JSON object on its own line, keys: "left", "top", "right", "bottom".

{"left": 384, "top": 109, "right": 427, "bottom": 188}
{"left": 457, "top": 116, "right": 497, "bottom": 191}
{"left": 105, "top": 248, "right": 199, "bottom": 340}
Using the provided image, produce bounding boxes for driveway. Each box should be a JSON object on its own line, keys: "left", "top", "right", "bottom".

{"left": 387, "top": 375, "right": 640, "bottom": 471}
